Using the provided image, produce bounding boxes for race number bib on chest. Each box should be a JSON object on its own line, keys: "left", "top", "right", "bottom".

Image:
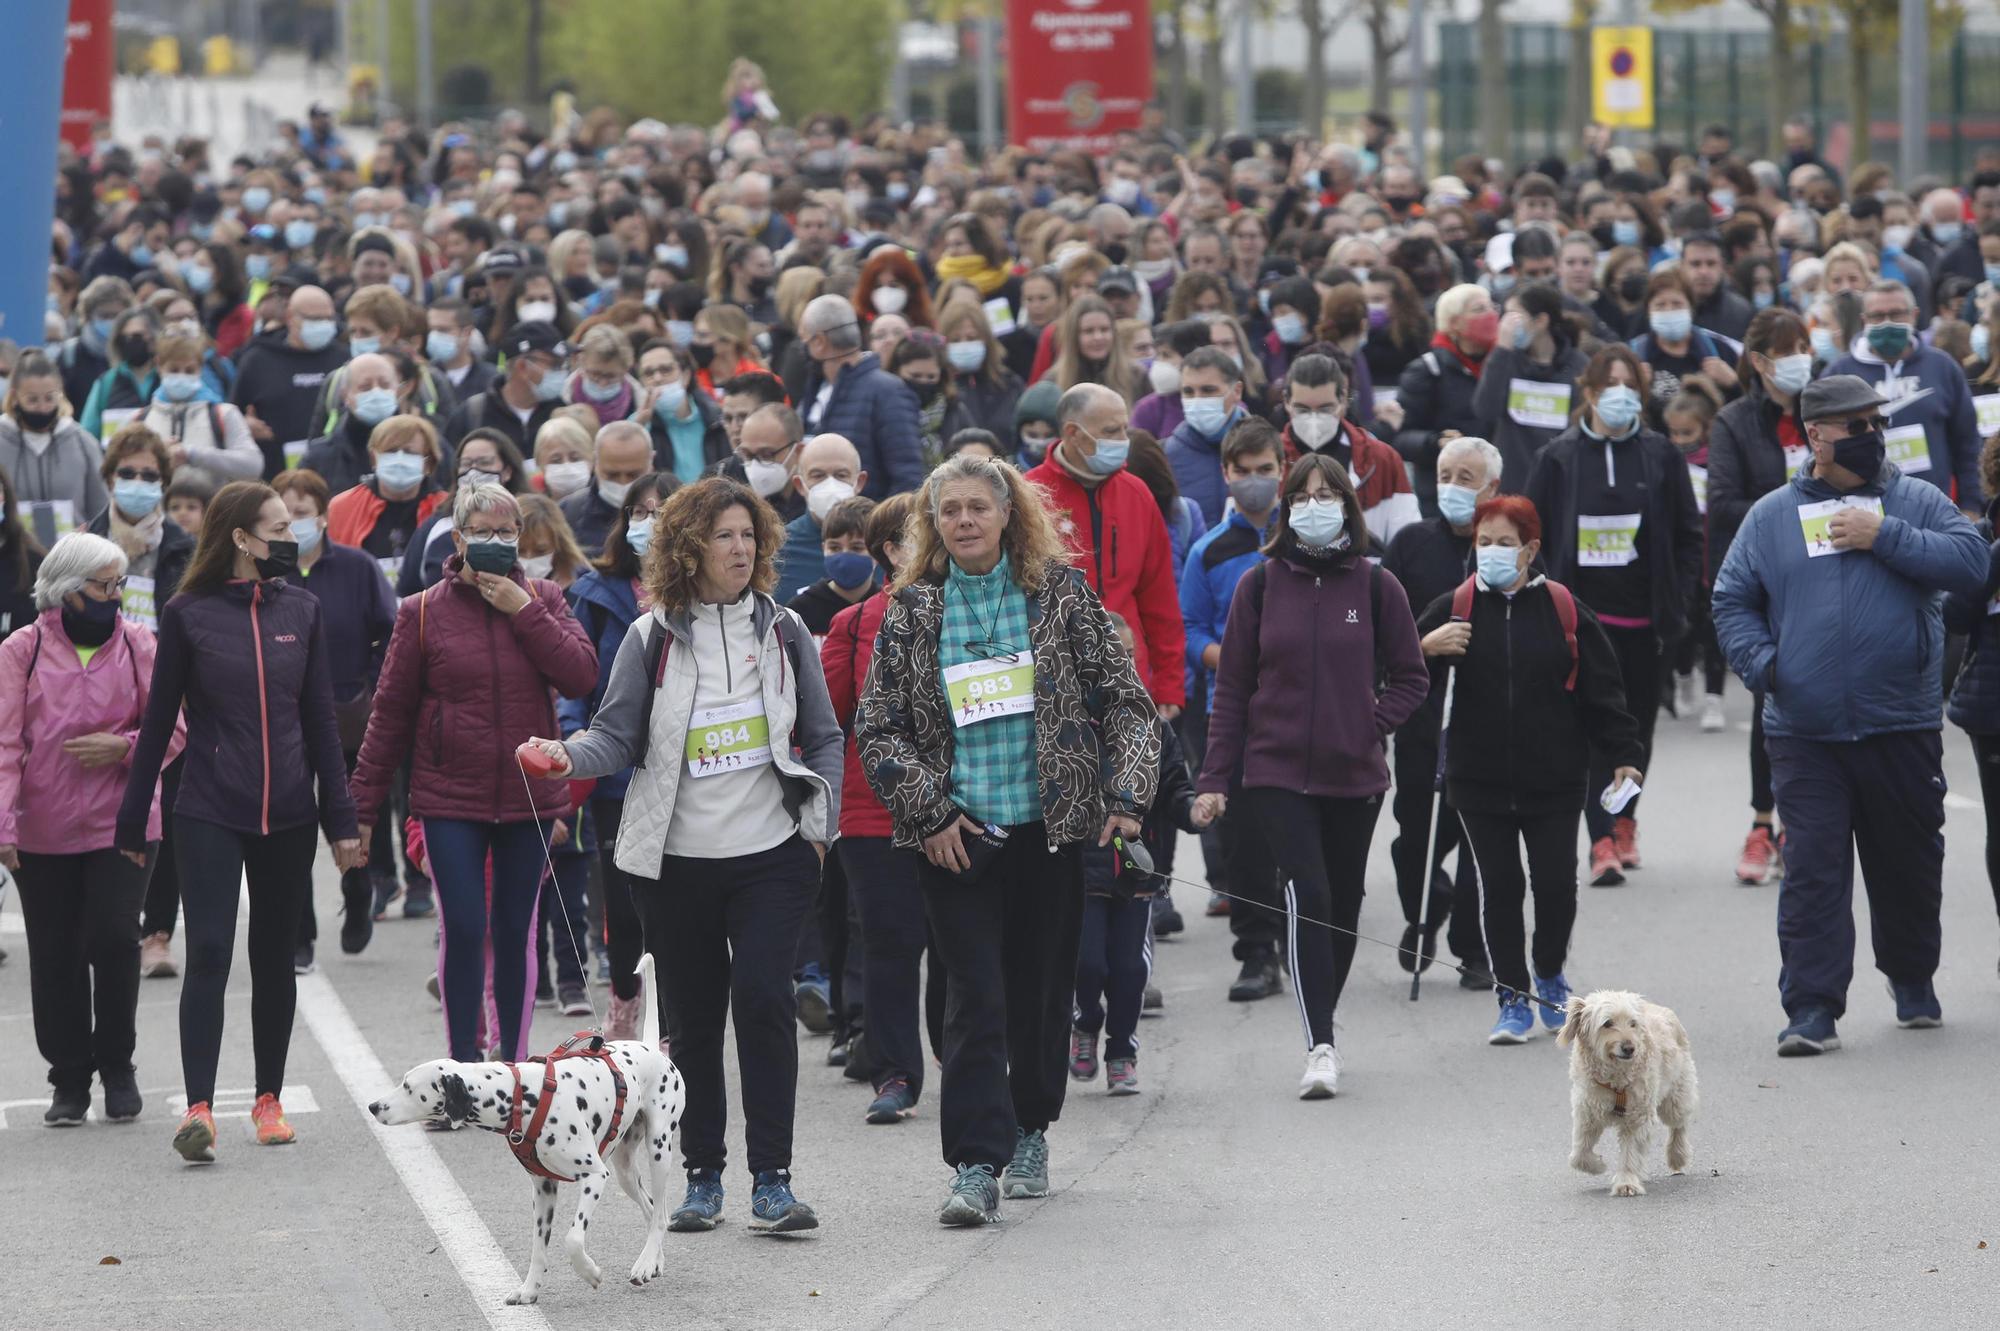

{"left": 1506, "top": 379, "right": 1572, "bottom": 430}
{"left": 1577, "top": 513, "right": 1641, "bottom": 567}
{"left": 120, "top": 575, "right": 157, "bottom": 632}
{"left": 1686, "top": 464, "right": 1708, "bottom": 516}
{"left": 943, "top": 651, "right": 1035, "bottom": 728}
{"left": 1797, "top": 496, "right": 1883, "bottom": 558}
{"left": 1882, "top": 423, "right": 1929, "bottom": 473}
{"left": 1975, "top": 393, "right": 2000, "bottom": 439}
{"left": 684, "top": 699, "right": 773, "bottom": 777}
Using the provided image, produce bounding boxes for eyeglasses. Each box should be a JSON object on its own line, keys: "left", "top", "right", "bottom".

{"left": 463, "top": 528, "right": 521, "bottom": 542}
{"left": 1860, "top": 309, "right": 1914, "bottom": 325}
{"left": 114, "top": 467, "right": 163, "bottom": 482}
{"left": 738, "top": 444, "right": 796, "bottom": 465}
{"left": 84, "top": 576, "right": 127, "bottom": 595}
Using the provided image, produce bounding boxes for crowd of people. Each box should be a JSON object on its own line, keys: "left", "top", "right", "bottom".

{"left": 3, "top": 76, "right": 1998, "bottom": 1223}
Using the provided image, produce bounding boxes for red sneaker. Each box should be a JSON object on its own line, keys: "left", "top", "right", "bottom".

{"left": 1589, "top": 837, "right": 1626, "bottom": 887}
{"left": 1612, "top": 817, "right": 1641, "bottom": 869}
{"left": 251, "top": 1094, "right": 296, "bottom": 1146}
{"left": 1736, "top": 826, "right": 1776, "bottom": 885}
{"left": 173, "top": 1101, "right": 217, "bottom": 1163}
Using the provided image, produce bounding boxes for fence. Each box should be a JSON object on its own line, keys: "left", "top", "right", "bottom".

{"left": 1437, "top": 22, "right": 2000, "bottom": 178}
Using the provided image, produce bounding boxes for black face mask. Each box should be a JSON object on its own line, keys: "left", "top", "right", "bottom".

{"left": 1103, "top": 241, "right": 1128, "bottom": 266}
{"left": 62, "top": 594, "right": 119, "bottom": 647}
{"left": 1832, "top": 429, "right": 1886, "bottom": 483}
{"left": 561, "top": 275, "right": 597, "bottom": 303}
{"left": 248, "top": 538, "right": 299, "bottom": 580}
{"left": 909, "top": 379, "right": 941, "bottom": 406}
{"left": 16, "top": 407, "right": 58, "bottom": 432}
{"left": 1617, "top": 271, "right": 1648, "bottom": 303}
{"left": 689, "top": 343, "right": 716, "bottom": 368}
{"left": 1590, "top": 222, "right": 1616, "bottom": 250}
{"left": 746, "top": 275, "right": 773, "bottom": 300}
{"left": 118, "top": 335, "right": 154, "bottom": 366}
{"left": 1384, "top": 195, "right": 1418, "bottom": 215}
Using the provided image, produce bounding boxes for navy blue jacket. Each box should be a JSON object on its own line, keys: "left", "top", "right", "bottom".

{"left": 1827, "top": 345, "right": 1983, "bottom": 509}
{"left": 287, "top": 540, "right": 398, "bottom": 700}
{"left": 798, "top": 351, "right": 926, "bottom": 497}
{"left": 1945, "top": 500, "right": 2000, "bottom": 736}
{"left": 776, "top": 510, "right": 824, "bottom": 603}
{"left": 1163, "top": 410, "right": 1241, "bottom": 528}
{"left": 556, "top": 569, "right": 641, "bottom": 799}
{"left": 559, "top": 485, "right": 621, "bottom": 557}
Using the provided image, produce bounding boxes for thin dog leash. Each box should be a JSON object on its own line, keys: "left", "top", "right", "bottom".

{"left": 1113, "top": 836, "right": 1569, "bottom": 1015}
{"left": 515, "top": 750, "right": 604, "bottom": 1028}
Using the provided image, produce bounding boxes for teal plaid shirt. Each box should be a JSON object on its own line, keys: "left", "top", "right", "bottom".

{"left": 940, "top": 553, "right": 1040, "bottom": 827}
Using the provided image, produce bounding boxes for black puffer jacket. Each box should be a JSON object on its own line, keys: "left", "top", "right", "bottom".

{"left": 1705, "top": 381, "right": 1803, "bottom": 567}
{"left": 1945, "top": 500, "right": 2000, "bottom": 736}
{"left": 1469, "top": 341, "right": 1591, "bottom": 494}
{"left": 1394, "top": 347, "right": 1484, "bottom": 515}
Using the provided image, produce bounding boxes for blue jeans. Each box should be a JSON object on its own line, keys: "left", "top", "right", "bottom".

{"left": 1073, "top": 893, "right": 1152, "bottom": 1060}
{"left": 423, "top": 817, "right": 551, "bottom": 1061}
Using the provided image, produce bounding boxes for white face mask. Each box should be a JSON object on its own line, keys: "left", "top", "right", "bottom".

{"left": 541, "top": 459, "right": 590, "bottom": 498}
{"left": 517, "top": 300, "right": 558, "bottom": 325}
{"left": 518, "top": 552, "right": 555, "bottom": 580}
{"left": 870, "top": 285, "right": 908, "bottom": 316}
{"left": 805, "top": 476, "right": 856, "bottom": 523}
{"left": 597, "top": 476, "right": 633, "bottom": 508}
{"left": 1291, "top": 409, "right": 1342, "bottom": 449}
{"left": 744, "top": 458, "right": 791, "bottom": 497}
{"left": 1147, "top": 360, "right": 1181, "bottom": 396}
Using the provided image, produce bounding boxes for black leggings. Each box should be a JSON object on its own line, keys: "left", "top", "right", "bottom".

{"left": 1243, "top": 787, "right": 1383, "bottom": 1050}
{"left": 1586, "top": 624, "right": 1662, "bottom": 840}
{"left": 1971, "top": 733, "right": 2000, "bottom": 922}
{"left": 175, "top": 816, "right": 318, "bottom": 1106}
{"left": 15, "top": 845, "right": 155, "bottom": 1091}
{"left": 1672, "top": 586, "right": 1727, "bottom": 695}
{"left": 1456, "top": 806, "right": 1580, "bottom": 996}
{"left": 590, "top": 799, "right": 645, "bottom": 1001}
{"left": 140, "top": 757, "right": 184, "bottom": 937}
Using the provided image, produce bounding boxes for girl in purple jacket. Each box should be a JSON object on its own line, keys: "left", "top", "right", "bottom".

{"left": 1195, "top": 454, "right": 1430, "bottom": 1101}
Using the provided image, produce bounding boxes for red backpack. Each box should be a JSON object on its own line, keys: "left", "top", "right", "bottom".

{"left": 1450, "top": 576, "right": 1579, "bottom": 691}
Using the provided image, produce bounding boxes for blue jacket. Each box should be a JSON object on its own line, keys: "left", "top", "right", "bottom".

{"left": 776, "top": 510, "right": 824, "bottom": 603}
{"left": 1944, "top": 500, "right": 2000, "bottom": 736}
{"left": 1164, "top": 411, "right": 1241, "bottom": 528}
{"left": 1826, "top": 346, "right": 1984, "bottom": 509}
{"left": 1179, "top": 508, "right": 1270, "bottom": 695}
{"left": 285, "top": 539, "right": 397, "bottom": 700}
{"left": 556, "top": 570, "right": 641, "bottom": 799}
{"left": 1712, "top": 463, "right": 1988, "bottom": 741}
{"left": 799, "top": 352, "right": 926, "bottom": 497}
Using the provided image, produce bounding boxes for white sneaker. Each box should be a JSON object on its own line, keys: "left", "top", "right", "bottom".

{"left": 1299, "top": 1043, "right": 1340, "bottom": 1100}
{"left": 1674, "top": 672, "right": 1698, "bottom": 716}
{"left": 1700, "top": 693, "right": 1726, "bottom": 732}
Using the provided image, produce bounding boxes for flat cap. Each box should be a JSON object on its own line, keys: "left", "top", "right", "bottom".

{"left": 1799, "top": 374, "right": 1889, "bottom": 422}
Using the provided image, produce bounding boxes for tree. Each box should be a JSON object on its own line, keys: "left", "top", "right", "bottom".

{"left": 1199, "top": 0, "right": 1228, "bottom": 142}
{"left": 1360, "top": 0, "right": 1409, "bottom": 118}
{"left": 1297, "top": 0, "right": 1343, "bottom": 134}
{"left": 1158, "top": 0, "right": 1192, "bottom": 138}
{"left": 1562, "top": 0, "right": 1594, "bottom": 156}
{"left": 1478, "top": 0, "right": 1510, "bottom": 160}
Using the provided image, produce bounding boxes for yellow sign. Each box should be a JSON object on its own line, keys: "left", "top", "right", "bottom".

{"left": 1591, "top": 27, "right": 1654, "bottom": 130}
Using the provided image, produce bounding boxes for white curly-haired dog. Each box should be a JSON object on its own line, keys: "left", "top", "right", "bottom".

{"left": 369, "top": 954, "right": 684, "bottom": 1304}
{"left": 1556, "top": 989, "right": 1699, "bottom": 1197}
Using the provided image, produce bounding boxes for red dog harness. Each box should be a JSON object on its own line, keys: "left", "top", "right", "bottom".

{"left": 505, "top": 1032, "right": 630, "bottom": 1181}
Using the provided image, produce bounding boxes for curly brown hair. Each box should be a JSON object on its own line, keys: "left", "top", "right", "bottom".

{"left": 642, "top": 475, "right": 783, "bottom": 614}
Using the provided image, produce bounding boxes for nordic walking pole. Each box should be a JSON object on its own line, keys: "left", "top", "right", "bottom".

{"left": 1410, "top": 657, "right": 1458, "bottom": 1002}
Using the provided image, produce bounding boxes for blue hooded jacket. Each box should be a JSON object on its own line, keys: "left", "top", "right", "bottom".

{"left": 557, "top": 569, "right": 642, "bottom": 799}
{"left": 1826, "top": 344, "right": 1984, "bottom": 509}
{"left": 1712, "top": 461, "right": 1988, "bottom": 741}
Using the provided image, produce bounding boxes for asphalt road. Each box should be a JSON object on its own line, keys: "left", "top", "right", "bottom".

{"left": 3, "top": 688, "right": 1997, "bottom": 1331}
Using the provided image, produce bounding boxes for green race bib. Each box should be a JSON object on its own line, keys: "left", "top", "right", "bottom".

{"left": 942, "top": 651, "right": 1035, "bottom": 728}
{"left": 684, "top": 699, "right": 773, "bottom": 777}
{"left": 1577, "top": 513, "right": 1641, "bottom": 567}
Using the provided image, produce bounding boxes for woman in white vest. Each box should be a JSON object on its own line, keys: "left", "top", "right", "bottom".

{"left": 527, "top": 474, "right": 842, "bottom": 1238}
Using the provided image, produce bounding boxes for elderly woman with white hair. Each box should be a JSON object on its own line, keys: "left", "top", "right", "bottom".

{"left": 1393, "top": 283, "right": 1499, "bottom": 518}
{"left": 349, "top": 482, "right": 597, "bottom": 1067}
{"left": 0, "top": 532, "right": 182, "bottom": 1128}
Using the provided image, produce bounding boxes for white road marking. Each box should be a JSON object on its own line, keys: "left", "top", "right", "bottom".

{"left": 293, "top": 969, "right": 551, "bottom": 1331}
{"left": 1943, "top": 791, "right": 1979, "bottom": 812}
{"left": 0, "top": 1086, "right": 323, "bottom": 1128}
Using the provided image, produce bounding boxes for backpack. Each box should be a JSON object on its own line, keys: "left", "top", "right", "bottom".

{"left": 1245, "top": 555, "right": 1386, "bottom": 687}
{"left": 1450, "top": 575, "right": 1579, "bottom": 691}
{"left": 631, "top": 607, "right": 807, "bottom": 770}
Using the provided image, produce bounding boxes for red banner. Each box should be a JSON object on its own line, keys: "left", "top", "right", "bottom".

{"left": 1006, "top": 0, "right": 1154, "bottom": 153}
{"left": 61, "top": 0, "right": 115, "bottom": 155}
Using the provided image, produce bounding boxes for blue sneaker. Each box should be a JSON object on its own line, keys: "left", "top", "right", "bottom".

{"left": 865, "top": 1075, "right": 917, "bottom": 1125}
{"left": 938, "top": 1163, "right": 1001, "bottom": 1226}
{"left": 1533, "top": 972, "right": 1571, "bottom": 1031}
{"left": 795, "top": 970, "right": 833, "bottom": 1034}
{"left": 668, "top": 1169, "right": 725, "bottom": 1232}
{"left": 1889, "top": 979, "right": 1943, "bottom": 1029}
{"left": 1777, "top": 1007, "right": 1841, "bottom": 1056}
{"left": 748, "top": 1169, "right": 818, "bottom": 1233}
{"left": 1488, "top": 990, "right": 1535, "bottom": 1045}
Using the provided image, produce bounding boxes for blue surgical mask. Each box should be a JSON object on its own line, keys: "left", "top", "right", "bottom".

{"left": 1476, "top": 546, "right": 1522, "bottom": 589}
{"left": 1183, "top": 396, "right": 1233, "bottom": 438}
{"left": 426, "top": 330, "right": 460, "bottom": 362}
{"left": 825, "top": 551, "right": 876, "bottom": 589}
{"left": 1595, "top": 384, "right": 1643, "bottom": 433}
{"left": 1649, "top": 309, "right": 1693, "bottom": 343}
{"left": 581, "top": 376, "right": 624, "bottom": 403}
{"left": 1082, "top": 430, "right": 1129, "bottom": 475}
{"left": 1770, "top": 353, "right": 1814, "bottom": 396}
{"left": 655, "top": 244, "right": 689, "bottom": 269}
{"left": 1289, "top": 497, "right": 1346, "bottom": 547}
{"left": 130, "top": 243, "right": 155, "bottom": 267}
{"left": 245, "top": 254, "right": 273, "bottom": 281}
{"left": 1273, "top": 313, "right": 1308, "bottom": 345}
{"left": 113, "top": 478, "right": 162, "bottom": 518}
{"left": 242, "top": 187, "right": 272, "bottom": 214}
{"left": 946, "top": 340, "right": 987, "bottom": 373}
{"left": 1932, "top": 221, "right": 1963, "bottom": 247}
{"left": 1611, "top": 219, "right": 1641, "bottom": 248}
{"left": 284, "top": 219, "right": 318, "bottom": 251}
{"left": 185, "top": 264, "right": 214, "bottom": 295}
{"left": 299, "top": 318, "right": 338, "bottom": 351}
{"left": 1511, "top": 318, "right": 1534, "bottom": 350}
{"left": 535, "top": 367, "right": 568, "bottom": 402}
{"left": 625, "top": 517, "right": 653, "bottom": 556}
{"left": 1810, "top": 327, "right": 1839, "bottom": 363}
{"left": 1437, "top": 483, "right": 1481, "bottom": 528}
{"left": 1985, "top": 264, "right": 2000, "bottom": 288}
{"left": 375, "top": 451, "right": 426, "bottom": 489}
{"left": 348, "top": 335, "right": 381, "bottom": 357}
{"left": 666, "top": 320, "right": 695, "bottom": 348}
{"left": 90, "top": 317, "right": 119, "bottom": 343}
{"left": 1976, "top": 324, "right": 1991, "bottom": 363}
{"left": 652, "top": 382, "right": 687, "bottom": 417}
{"left": 160, "top": 372, "right": 202, "bottom": 402}
{"left": 353, "top": 387, "right": 399, "bottom": 425}
{"left": 290, "top": 516, "right": 324, "bottom": 556}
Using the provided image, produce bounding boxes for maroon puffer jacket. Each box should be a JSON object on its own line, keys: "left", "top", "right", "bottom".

{"left": 350, "top": 557, "right": 597, "bottom": 826}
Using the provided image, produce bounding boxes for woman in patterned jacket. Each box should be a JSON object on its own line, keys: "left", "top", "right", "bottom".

{"left": 856, "top": 451, "right": 1160, "bottom": 1227}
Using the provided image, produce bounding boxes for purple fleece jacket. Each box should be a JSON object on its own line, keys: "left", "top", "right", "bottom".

{"left": 1197, "top": 551, "right": 1429, "bottom": 798}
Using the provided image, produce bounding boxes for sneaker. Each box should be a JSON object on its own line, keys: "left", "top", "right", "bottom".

{"left": 558, "top": 982, "right": 591, "bottom": 1017}
{"left": 1205, "top": 891, "right": 1231, "bottom": 917}
{"left": 1069, "top": 1027, "right": 1099, "bottom": 1081}
{"left": 1106, "top": 1057, "right": 1140, "bottom": 1095}
{"left": 424, "top": 971, "right": 441, "bottom": 1004}
{"left": 1736, "top": 826, "right": 1777, "bottom": 885}
{"left": 44, "top": 1087, "right": 88, "bottom": 1127}
{"left": 865, "top": 1076, "right": 917, "bottom": 1124}
{"left": 173, "top": 1102, "right": 217, "bottom": 1162}
{"left": 827, "top": 1038, "right": 849, "bottom": 1068}
{"left": 293, "top": 941, "right": 315, "bottom": 975}
{"left": 1228, "top": 954, "right": 1282, "bottom": 1001}
{"left": 1674, "top": 671, "right": 1698, "bottom": 717}
{"left": 1700, "top": 692, "right": 1726, "bottom": 732}
{"left": 1613, "top": 817, "right": 1640, "bottom": 869}
{"left": 669, "top": 1170, "right": 725, "bottom": 1232}
{"left": 795, "top": 974, "right": 833, "bottom": 1034}
{"left": 101, "top": 1069, "right": 143, "bottom": 1123}
{"left": 1777, "top": 1007, "right": 1840, "bottom": 1056}
{"left": 1001, "top": 1128, "right": 1050, "bottom": 1198}
{"left": 338, "top": 877, "right": 373, "bottom": 955}
{"left": 1299, "top": 1043, "right": 1340, "bottom": 1099}
{"left": 842, "top": 1040, "right": 874, "bottom": 1082}
{"left": 748, "top": 1169, "right": 818, "bottom": 1233}
{"left": 937, "top": 1163, "right": 1001, "bottom": 1226}
{"left": 604, "top": 991, "right": 643, "bottom": 1042}
{"left": 535, "top": 970, "right": 556, "bottom": 1009}
{"left": 252, "top": 1094, "right": 296, "bottom": 1145}
{"left": 1889, "top": 979, "right": 1943, "bottom": 1029}
{"left": 402, "top": 885, "right": 435, "bottom": 919}
{"left": 1589, "top": 837, "right": 1625, "bottom": 887}
{"left": 1150, "top": 894, "right": 1184, "bottom": 938}
{"left": 1489, "top": 991, "right": 1536, "bottom": 1044}
{"left": 595, "top": 952, "right": 612, "bottom": 982}
{"left": 1532, "top": 973, "right": 1571, "bottom": 1032}
{"left": 369, "top": 877, "right": 401, "bottom": 921}
{"left": 1141, "top": 982, "right": 1163, "bottom": 1014}
{"left": 1459, "top": 969, "right": 1493, "bottom": 991}
{"left": 139, "top": 931, "right": 178, "bottom": 978}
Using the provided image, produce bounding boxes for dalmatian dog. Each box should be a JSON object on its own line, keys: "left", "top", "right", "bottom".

{"left": 370, "top": 954, "right": 685, "bottom": 1305}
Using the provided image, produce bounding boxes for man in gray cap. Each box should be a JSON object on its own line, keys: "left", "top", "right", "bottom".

{"left": 1713, "top": 374, "right": 1988, "bottom": 1056}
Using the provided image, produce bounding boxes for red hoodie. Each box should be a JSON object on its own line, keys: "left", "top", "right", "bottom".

{"left": 822, "top": 590, "right": 894, "bottom": 838}
{"left": 1025, "top": 454, "right": 1187, "bottom": 707}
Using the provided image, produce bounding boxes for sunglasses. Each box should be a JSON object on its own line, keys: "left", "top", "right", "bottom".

{"left": 114, "top": 466, "right": 163, "bottom": 482}
{"left": 1823, "top": 416, "right": 1886, "bottom": 437}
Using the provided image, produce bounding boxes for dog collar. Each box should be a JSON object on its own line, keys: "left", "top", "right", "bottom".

{"left": 504, "top": 1031, "right": 631, "bottom": 1181}
{"left": 1592, "top": 1078, "right": 1629, "bottom": 1116}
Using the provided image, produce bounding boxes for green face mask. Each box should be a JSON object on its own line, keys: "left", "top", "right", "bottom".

{"left": 1865, "top": 321, "right": 1912, "bottom": 359}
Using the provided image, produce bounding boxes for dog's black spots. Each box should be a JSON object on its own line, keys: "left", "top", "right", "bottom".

{"left": 575, "top": 1095, "right": 589, "bottom": 1112}
{"left": 545, "top": 1133, "right": 557, "bottom": 1146}
{"left": 591, "top": 1112, "right": 603, "bottom": 1134}
{"left": 568, "top": 1123, "right": 577, "bottom": 1134}
{"left": 523, "top": 1092, "right": 538, "bottom": 1106}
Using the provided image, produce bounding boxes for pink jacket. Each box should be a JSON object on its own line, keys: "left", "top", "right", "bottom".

{"left": 0, "top": 611, "right": 185, "bottom": 853}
